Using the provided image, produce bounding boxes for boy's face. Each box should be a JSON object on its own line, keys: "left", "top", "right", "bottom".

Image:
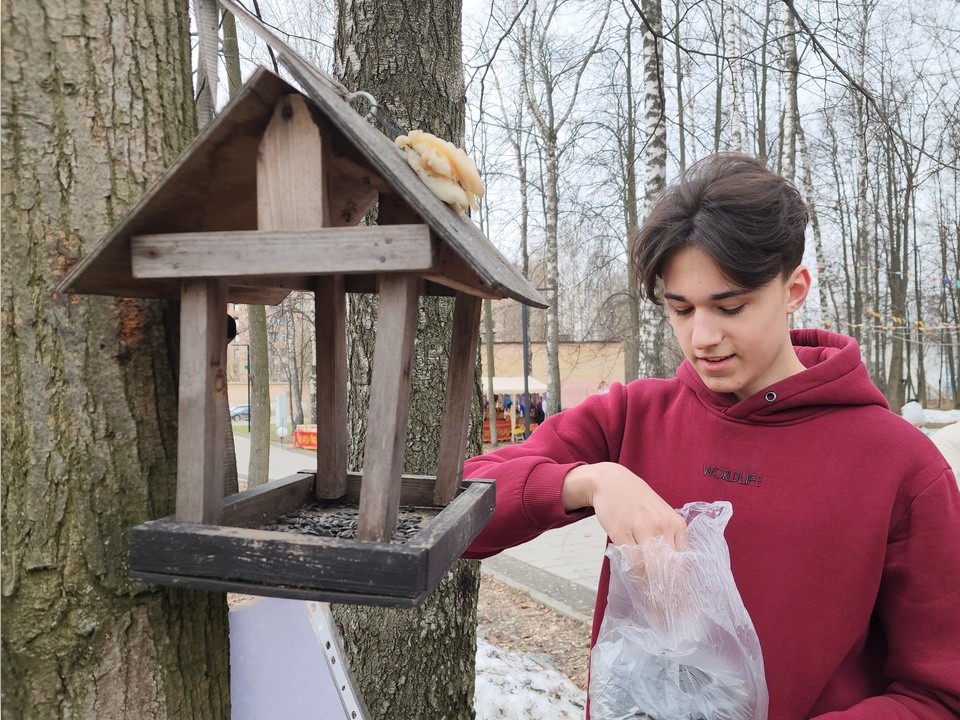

{"left": 661, "top": 246, "right": 810, "bottom": 400}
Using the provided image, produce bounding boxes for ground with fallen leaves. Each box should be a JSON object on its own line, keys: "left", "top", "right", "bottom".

{"left": 477, "top": 572, "right": 592, "bottom": 691}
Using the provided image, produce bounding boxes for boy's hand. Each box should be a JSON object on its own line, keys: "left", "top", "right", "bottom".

{"left": 562, "top": 462, "right": 687, "bottom": 549}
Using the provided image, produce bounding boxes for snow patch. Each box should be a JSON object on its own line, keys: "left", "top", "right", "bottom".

{"left": 474, "top": 638, "right": 586, "bottom": 719}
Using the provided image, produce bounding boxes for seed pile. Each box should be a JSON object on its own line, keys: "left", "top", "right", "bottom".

{"left": 264, "top": 502, "right": 432, "bottom": 544}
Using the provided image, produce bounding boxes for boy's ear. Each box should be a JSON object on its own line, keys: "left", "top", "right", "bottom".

{"left": 786, "top": 265, "right": 811, "bottom": 312}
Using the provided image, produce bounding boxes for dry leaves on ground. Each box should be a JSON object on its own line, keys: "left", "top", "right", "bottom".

{"left": 477, "top": 572, "right": 592, "bottom": 691}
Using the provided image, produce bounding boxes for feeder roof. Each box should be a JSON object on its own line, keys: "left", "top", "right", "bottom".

{"left": 59, "top": 66, "right": 546, "bottom": 309}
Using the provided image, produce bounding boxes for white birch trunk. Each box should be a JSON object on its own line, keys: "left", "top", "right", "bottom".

{"left": 639, "top": 0, "right": 668, "bottom": 378}
{"left": 724, "top": 0, "right": 742, "bottom": 151}
{"left": 780, "top": 4, "right": 799, "bottom": 180}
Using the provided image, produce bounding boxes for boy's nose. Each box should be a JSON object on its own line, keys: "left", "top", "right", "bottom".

{"left": 691, "top": 314, "right": 723, "bottom": 350}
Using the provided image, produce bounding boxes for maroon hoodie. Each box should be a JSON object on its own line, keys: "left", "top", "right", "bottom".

{"left": 463, "top": 329, "right": 960, "bottom": 718}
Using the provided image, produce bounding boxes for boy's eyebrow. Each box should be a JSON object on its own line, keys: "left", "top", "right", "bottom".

{"left": 663, "top": 289, "right": 751, "bottom": 302}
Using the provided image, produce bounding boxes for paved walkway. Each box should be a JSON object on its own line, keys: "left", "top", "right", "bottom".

{"left": 233, "top": 434, "right": 605, "bottom": 623}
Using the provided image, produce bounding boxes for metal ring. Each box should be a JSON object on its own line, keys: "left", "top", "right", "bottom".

{"left": 346, "top": 90, "right": 379, "bottom": 121}
{"left": 764, "top": 391, "right": 777, "bottom": 403}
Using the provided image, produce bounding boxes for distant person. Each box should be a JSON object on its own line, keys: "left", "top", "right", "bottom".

{"left": 461, "top": 153, "right": 960, "bottom": 716}
{"left": 532, "top": 395, "right": 545, "bottom": 424}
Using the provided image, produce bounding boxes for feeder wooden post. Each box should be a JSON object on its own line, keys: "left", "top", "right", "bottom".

{"left": 357, "top": 275, "right": 419, "bottom": 541}
{"left": 434, "top": 292, "right": 482, "bottom": 506}
{"left": 176, "top": 278, "right": 228, "bottom": 523}
{"left": 315, "top": 273, "right": 347, "bottom": 498}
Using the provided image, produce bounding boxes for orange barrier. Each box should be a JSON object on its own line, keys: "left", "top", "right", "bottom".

{"left": 293, "top": 424, "right": 318, "bottom": 450}
{"left": 482, "top": 418, "right": 537, "bottom": 443}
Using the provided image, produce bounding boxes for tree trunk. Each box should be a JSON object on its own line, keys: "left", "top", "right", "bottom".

{"left": 544, "top": 138, "right": 563, "bottom": 413}
{"left": 757, "top": 0, "right": 770, "bottom": 159}
{"left": 639, "top": 0, "right": 668, "bottom": 378}
{"left": 798, "top": 124, "right": 832, "bottom": 322}
{"left": 674, "top": 0, "right": 688, "bottom": 170}
{"left": 284, "top": 297, "right": 305, "bottom": 426}
{"left": 623, "top": 14, "right": 641, "bottom": 383}
{"left": 333, "top": 1, "right": 481, "bottom": 717}
{"left": 1, "top": 1, "right": 229, "bottom": 717}
{"left": 780, "top": 3, "right": 799, "bottom": 180}
{"left": 221, "top": 13, "right": 244, "bottom": 496}
{"left": 724, "top": 0, "right": 742, "bottom": 151}
{"left": 247, "top": 304, "right": 271, "bottom": 487}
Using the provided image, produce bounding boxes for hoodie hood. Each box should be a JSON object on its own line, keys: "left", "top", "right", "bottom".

{"left": 677, "top": 328, "right": 889, "bottom": 423}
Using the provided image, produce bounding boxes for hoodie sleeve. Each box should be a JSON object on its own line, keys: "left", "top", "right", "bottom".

{"left": 461, "top": 385, "right": 628, "bottom": 559}
{"left": 812, "top": 468, "right": 960, "bottom": 719}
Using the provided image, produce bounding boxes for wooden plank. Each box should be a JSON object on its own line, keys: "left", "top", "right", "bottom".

{"left": 345, "top": 471, "right": 437, "bottom": 507}
{"left": 326, "top": 181, "right": 378, "bottom": 228}
{"left": 410, "top": 480, "right": 495, "bottom": 594}
{"left": 129, "top": 520, "right": 422, "bottom": 596}
{"left": 357, "top": 275, "right": 419, "bottom": 541}
{"left": 422, "top": 239, "right": 498, "bottom": 299}
{"left": 258, "top": 94, "right": 329, "bottom": 231}
{"left": 315, "top": 274, "right": 348, "bottom": 499}
{"left": 129, "top": 571, "right": 427, "bottom": 607}
{"left": 175, "top": 279, "right": 227, "bottom": 523}
{"left": 326, "top": 149, "right": 381, "bottom": 226}
{"left": 220, "top": 470, "right": 474, "bottom": 530}
{"left": 130, "top": 226, "right": 433, "bottom": 279}
{"left": 329, "top": 152, "right": 391, "bottom": 195}
{"left": 434, "top": 293, "right": 482, "bottom": 505}
{"left": 227, "top": 285, "right": 293, "bottom": 306}
{"left": 222, "top": 472, "right": 315, "bottom": 528}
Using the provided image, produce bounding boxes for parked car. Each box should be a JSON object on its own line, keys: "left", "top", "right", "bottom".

{"left": 230, "top": 404, "right": 250, "bottom": 421}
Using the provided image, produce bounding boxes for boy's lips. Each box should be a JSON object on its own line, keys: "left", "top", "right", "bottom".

{"left": 697, "top": 354, "right": 735, "bottom": 372}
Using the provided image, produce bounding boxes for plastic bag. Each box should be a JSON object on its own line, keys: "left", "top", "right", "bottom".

{"left": 589, "top": 501, "right": 768, "bottom": 720}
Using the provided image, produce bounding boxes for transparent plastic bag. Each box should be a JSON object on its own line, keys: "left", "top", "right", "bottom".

{"left": 589, "top": 501, "right": 768, "bottom": 720}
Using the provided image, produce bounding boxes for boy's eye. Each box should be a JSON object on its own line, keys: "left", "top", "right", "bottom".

{"left": 720, "top": 305, "right": 745, "bottom": 316}
{"left": 671, "top": 306, "right": 693, "bottom": 317}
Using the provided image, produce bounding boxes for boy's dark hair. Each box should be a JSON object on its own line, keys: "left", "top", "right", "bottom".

{"left": 630, "top": 153, "right": 809, "bottom": 305}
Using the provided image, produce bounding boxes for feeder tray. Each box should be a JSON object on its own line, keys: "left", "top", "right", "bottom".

{"left": 130, "top": 473, "right": 494, "bottom": 607}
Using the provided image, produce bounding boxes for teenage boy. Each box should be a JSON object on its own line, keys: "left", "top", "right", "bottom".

{"left": 463, "top": 153, "right": 960, "bottom": 718}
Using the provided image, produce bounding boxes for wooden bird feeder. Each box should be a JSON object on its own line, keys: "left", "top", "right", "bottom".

{"left": 59, "top": 49, "right": 545, "bottom": 606}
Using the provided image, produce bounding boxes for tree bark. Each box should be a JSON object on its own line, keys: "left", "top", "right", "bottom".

{"left": 623, "top": 13, "right": 641, "bottom": 383}
{"left": 1, "top": 1, "right": 229, "bottom": 717}
{"left": 247, "top": 303, "right": 271, "bottom": 487}
{"left": 639, "top": 0, "right": 668, "bottom": 378}
{"left": 333, "top": 1, "right": 482, "bottom": 717}
{"left": 724, "top": 0, "right": 742, "bottom": 150}
{"left": 780, "top": 3, "right": 799, "bottom": 179}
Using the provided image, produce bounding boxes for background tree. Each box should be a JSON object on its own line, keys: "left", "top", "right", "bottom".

{"left": 513, "top": 0, "right": 610, "bottom": 414}
{"left": 1, "top": 1, "right": 230, "bottom": 717}
{"left": 638, "top": 0, "right": 670, "bottom": 377}
{"left": 332, "top": 0, "right": 483, "bottom": 717}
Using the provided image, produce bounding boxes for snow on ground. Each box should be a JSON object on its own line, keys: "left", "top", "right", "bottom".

{"left": 926, "top": 408, "right": 960, "bottom": 426}
{"left": 474, "top": 638, "right": 586, "bottom": 719}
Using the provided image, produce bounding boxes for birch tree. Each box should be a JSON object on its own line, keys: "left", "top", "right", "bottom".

{"left": 639, "top": 0, "right": 670, "bottom": 377}
{"left": 515, "top": 0, "right": 610, "bottom": 413}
